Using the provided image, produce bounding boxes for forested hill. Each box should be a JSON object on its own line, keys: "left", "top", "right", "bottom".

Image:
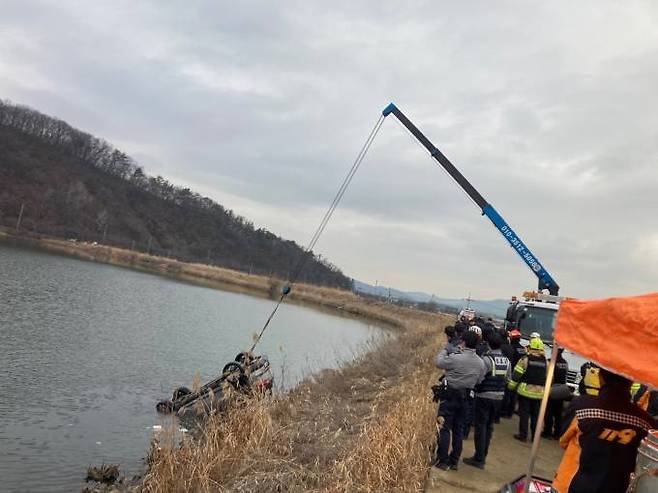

{"left": 0, "top": 100, "right": 351, "bottom": 288}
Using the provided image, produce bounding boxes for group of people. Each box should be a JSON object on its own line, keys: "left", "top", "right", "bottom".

{"left": 434, "top": 315, "right": 561, "bottom": 471}
{"left": 433, "top": 314, "right": 658, "bottom": 492}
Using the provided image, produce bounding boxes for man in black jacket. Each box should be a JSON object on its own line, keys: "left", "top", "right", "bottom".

{"left": 501, "top": 329, "right": 525, "bottom": 418}
{"left": 542, "top": 348, "right": 569, "bottom": 439}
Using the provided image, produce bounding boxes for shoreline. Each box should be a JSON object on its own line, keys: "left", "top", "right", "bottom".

{"left": 1, "top": 229, "right": 450, "bottom": 492}
{"left": 0, "top": 229, "right": 409, "bottom": 330}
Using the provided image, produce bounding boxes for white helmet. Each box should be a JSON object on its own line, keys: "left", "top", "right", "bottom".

{"left": 469, "top": 326, "right": 482, "bottom": 337}
{"left": 530, "top": 332, "right": 541, "bottom": 339}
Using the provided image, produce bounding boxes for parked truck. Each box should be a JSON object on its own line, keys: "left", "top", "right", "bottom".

{"left": 505, "top": 291, "right": 586, "bottom": 392}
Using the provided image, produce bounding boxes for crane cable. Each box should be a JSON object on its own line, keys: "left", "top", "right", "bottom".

{"left": 249, "top": 114, "right": 385, "bottom": 353}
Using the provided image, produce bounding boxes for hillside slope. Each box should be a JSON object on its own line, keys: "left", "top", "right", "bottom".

{"left": 0, "top": 100, "right": 350, "bottom": 288}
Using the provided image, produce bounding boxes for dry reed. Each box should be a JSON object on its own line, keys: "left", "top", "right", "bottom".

{"left": 141, "top": 319, "right": 446, "bottom": 493}
{"left": 5, "top": 234, "right": 450, "bottom": 492}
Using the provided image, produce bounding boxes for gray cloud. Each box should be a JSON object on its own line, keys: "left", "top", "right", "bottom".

{"left": 1, "top": 0, "right": 657, "bottom": 299}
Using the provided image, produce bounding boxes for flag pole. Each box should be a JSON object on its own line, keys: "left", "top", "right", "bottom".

{"left": 523, "top": 337, "right": 558, "bottom": 493}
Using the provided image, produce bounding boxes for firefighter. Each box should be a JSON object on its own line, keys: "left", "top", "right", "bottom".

{"left": 632, "top": 383, "right": 658, "bottom": 418}
{"left": 542, "top": 347, "right": 569, "bottom": 439}
{"left": 433, "top": 331, "right": 486, "bottom": 471}
{"left": 463, "top": 332, "right": 511, "bottom": 469}
{"left": 553, "top": 368, "right": 656, "bottom": 493}
{"left": 508, "top": 336, "right": 547, "bottom": 442}
{"left": 501, "top": 329, "right": 525, "bottom": 418}
{"left": 578, "top": 362, "right": 601, "bottom": 396}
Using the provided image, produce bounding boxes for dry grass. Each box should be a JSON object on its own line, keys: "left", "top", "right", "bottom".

{"left": 328, "top": 371, "right": 437, "bottom": 492}
{"left": 1, "top": 233, "right": 450, "bottom": 492}
{"left": 140, "top": 319, "right": 446, "bottom": 493}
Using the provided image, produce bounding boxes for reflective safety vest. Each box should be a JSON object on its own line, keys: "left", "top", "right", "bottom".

{"left": 508, "top": 352, "right": 547, "bottom": 399}
{"left": 476, "top": 350, "right": 510, "bottom": 395}
{"left": 522, "top": 354, "right": 547, "bottom": 385}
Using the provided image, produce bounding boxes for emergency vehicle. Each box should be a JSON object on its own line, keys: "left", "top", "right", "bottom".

{"left": 505, "top": 291, "right": 586, "bottom": 393}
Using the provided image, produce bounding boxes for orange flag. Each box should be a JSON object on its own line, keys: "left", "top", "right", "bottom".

{"left": 555, "top": 292, "right": 658, "bottom": 387}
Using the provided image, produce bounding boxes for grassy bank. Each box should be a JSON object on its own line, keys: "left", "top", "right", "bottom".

{"left": 141, "top": 314, "right": 447, "bottom": 493}
{"left": 1, "top": 230, "right": 449, "bottom": 492}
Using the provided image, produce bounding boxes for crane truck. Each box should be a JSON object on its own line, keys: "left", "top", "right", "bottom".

{"left": 381, "top": 103, "right": 583, "bottom": 390}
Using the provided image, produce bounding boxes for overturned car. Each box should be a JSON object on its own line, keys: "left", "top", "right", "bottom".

{"left": 156, "top": 352, "right": 273, "bottom": 417}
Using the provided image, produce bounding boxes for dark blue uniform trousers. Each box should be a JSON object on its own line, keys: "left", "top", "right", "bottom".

{"left": 436, "top": 391, "right": 469, "bottom": 465}
{"left": 473, "top": 397, "right": 501, "bottom": 463}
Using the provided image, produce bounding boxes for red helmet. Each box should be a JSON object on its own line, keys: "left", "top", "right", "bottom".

{"left": 509, "top": 329, "right": 521, "bottom": 339}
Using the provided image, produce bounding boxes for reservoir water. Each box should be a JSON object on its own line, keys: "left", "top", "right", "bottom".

{"left": 0, "top": 245, "right": 381, "bottom": 492}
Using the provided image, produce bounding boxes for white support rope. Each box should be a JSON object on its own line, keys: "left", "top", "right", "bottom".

{"left": 249, "top": 114, "right": 385, "bottom": 353}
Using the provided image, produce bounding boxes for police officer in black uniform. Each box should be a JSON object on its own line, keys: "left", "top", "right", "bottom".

{"left": 463, "top": 333, "right": 510, "bottom": 469}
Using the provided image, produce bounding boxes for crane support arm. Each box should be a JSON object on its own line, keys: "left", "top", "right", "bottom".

{"left": 382, "top": 102, "right": 560, "bottom": 295}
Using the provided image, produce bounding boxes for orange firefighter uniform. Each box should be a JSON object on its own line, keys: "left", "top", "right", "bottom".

{"left": 553, "top": 390, "right": 656, "bottom": 493}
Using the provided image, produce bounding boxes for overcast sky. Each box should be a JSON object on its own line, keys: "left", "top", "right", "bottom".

{"left": 2, "top": 1, "right": 657, "bottom": 300}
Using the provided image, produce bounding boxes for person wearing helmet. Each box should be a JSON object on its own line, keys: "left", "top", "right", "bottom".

{"left": 509, "top": 330, "right": 525, "bottom": 364}
{"left": 501, "top": 329, "right": 525, "bottom": 419}
{"left": 469, "top": 325, "right": 488, "bottom": 357}
{"left": 508, "top": 337, "right": 547, "bottom": 441}
{"left": 553, "top": 369, "right": 656, "bottom": 493}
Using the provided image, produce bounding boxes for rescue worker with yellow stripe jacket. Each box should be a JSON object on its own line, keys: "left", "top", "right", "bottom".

{"left": 508, "top": 337, "right": 547, "bottom": 442}
{"left": 553, "top": 368, "right": 656, "bottom": 493}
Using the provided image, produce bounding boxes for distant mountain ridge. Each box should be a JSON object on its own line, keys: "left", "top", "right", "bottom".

{"left": 0, "top": 100, "right": 350, "bottom": 288}
{"left": 353, "top": 280, "right": 509, "bottom": 318}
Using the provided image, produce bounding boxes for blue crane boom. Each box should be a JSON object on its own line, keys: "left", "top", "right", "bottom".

{"left": 382, "top": 102, "right": 560, "bottom": 295}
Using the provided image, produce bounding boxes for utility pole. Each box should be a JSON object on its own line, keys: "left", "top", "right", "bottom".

{"left": 131, "top": 239, "right": 135, "bottom": 251}
{"left": 102, "top": 223, "right": 108, "bottom": 243}
{"left": 147, "top": 236, "right": 152, "bottom": 255}
{"left": 15, "top": 203, "right": 24, "bottom": 232}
